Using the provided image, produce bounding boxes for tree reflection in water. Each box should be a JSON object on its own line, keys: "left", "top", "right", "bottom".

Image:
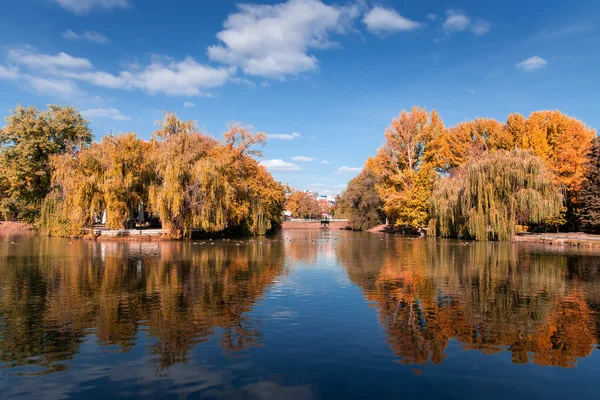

{"left": 0, "top": 238, "right": 286, "bottom": 373}
{"left": 338, "top": 237, "right": 600, "bottom": 368}
{"left": 1, "top": 233, "right": 599, "bottom": 378}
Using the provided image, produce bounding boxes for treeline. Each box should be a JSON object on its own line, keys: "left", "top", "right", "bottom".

{"left": 0, "top": 105, "right": 285, "bottom": 237}
{"left": 337, "top": 107, "right": 598, "bottom": 240}
{"left": 284, "top": 189, "right": 331, "bottom": 219}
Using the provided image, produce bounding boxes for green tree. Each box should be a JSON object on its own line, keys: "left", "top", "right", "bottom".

{"left": 337, "top": 167, "right": 384, "bottom": 230}
{"left": 429, "top": 150, "right": 563, "bottom": 241}
{"left": 0, "top": 105, "right": 91, "bottom": 221}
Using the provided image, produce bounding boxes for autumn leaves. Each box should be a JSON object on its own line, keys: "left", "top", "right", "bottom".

{"left": 22, "top": 109, "right": 286, "bottom": 237}
{"left": 338, "top": 106, "right": 596, "bottom": 239}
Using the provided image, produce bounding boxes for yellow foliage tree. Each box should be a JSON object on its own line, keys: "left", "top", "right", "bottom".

{"left": 148, "top": 114, "right": 283, "bottom": 237}
{"left": 43, "top": 133, "right": 153, "bottom": 233}
{"left": 375, "top": 106, "right": 444, "bottom": 229}
{"left": 40, "top": 112, "right": 284, "bottom": 237}
{"left": 285, "top": 190, "right": 321, "bottom": 219}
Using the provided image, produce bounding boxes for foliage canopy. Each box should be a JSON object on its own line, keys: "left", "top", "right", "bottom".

{"left": 285, "top": 190, "right": 322, "bottom": 219}
{"left": 41, "top": 113, "right": 284, "bottom": 237}
{"left": 0, "top": 105, "right": 91, "bottom": 221}
{"left": 579, "top": 137, "right": 600, "bottom": 229}
{"left": 336, "top": 160, "right": 384, "bottom": 230}
{"left": 429, "top": 150, "right": 563, "bottom": 241}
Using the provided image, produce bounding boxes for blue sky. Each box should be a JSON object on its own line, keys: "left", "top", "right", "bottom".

{"left": 0, "top": 0, "right": 598, "bottom": 195}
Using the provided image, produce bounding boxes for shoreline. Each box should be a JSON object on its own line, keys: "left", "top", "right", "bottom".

{"left": 281, "top": 220, "right": 349, "bottom": 230}
{"left": 0, "top": 221, "right": 34, "bottom": 233}
{"left": 4, "top": 220, "right": 600, "bottom": 247}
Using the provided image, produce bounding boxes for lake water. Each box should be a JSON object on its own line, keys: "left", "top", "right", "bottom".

{"left": 1, "top": 230, "right": 599, "bottom": 399}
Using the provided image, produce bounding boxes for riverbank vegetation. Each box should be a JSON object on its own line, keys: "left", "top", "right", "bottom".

{"left": 337, "top": 107, "right": 597, "bottom": 240}
{"left": 429, "top": 150, "right": 563, "bottom": 241}
{"left": 335, "top": 163, "right": 384, "bottom": 231}
{"left": 2, "top": 103, "right": 598, "bottom": 241}
{"left": 1, "top": 105, "right": 285, "bottom": 238}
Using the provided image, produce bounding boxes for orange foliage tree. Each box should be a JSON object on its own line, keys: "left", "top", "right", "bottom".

{"left": 285, "top": 190, "right": 322, "bottom": 219}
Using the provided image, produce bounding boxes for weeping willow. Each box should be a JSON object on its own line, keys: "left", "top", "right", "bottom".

{"left": 149, "top": 158, "right": 234, "bottom": 237}
{"left": 429, "top": 150, "right": 563, "bottom": 241}
{"left": 39, "top": 114, "right": 285, "bottom": 238}
{"left": 38, "top": 192, "right": 84, "bottom": 237}
{"left": 40, "top": 134, "right": 148, "bottom": 234}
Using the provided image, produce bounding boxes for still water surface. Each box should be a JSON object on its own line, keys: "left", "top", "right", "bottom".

{"left": 1, "top": 230, "right": 599, "bottom": 399}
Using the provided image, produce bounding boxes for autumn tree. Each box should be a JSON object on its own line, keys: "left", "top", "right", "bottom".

{"left": 100, "top": 134, "right": 153, "bottom": 229}
{"left": 219, "top": 123, "right": 284, "bottom": 235}
{"left": 41, "top": 133, "right": 153, "bottom": 234}
{"left": 429, "top": 150, "right": 563, "bottom": 241}
{"left": 0, "top": 105, "right": 91, "bottom": 221}
{"left": 430, "top": 117, "right": 508, "bottom": 173}
{"left": 39, "top": 111, "right": 284, "bottom": 237}
{"left": 148, "top": 113, "right": 220, "bottom": 236}
{"left": 318, "top": 199, "right": 331, "bottom": 214}
{"left": 336, "top": 160, "right": 384, "bottom": 230}
{"left": 148, "top": 114, "right": 283, "bottom": 237}
{"left": 507, "top": 110, "right": 595, "bottom": 226}
{"left": 579, "top": 137, "right": 600, "bottom": 230}
{"left": 375, "top": 106, "right": 444, "bottom": 228}
{"left": 285, "top": 190, "right": 321, "bottom": 219}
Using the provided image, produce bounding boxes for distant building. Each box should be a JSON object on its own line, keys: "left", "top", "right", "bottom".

{"left": 304, "top": 189, "right": 320, "bottom": 198}
{"left": 302, "top": 190, "right": 336, "bottom": 204}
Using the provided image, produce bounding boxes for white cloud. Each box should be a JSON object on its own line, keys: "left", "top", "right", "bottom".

{"left": 8, "top": 47, "right": 92, "bottom": 70}
{"left": 60, "top": 70, "right": 123, "bottom": 88}
{"left": 27, "top": 76, "right": 85, "bottom": 98}
{"left": 183, "top": 101, "right": 196, "bottom": 108}
{"left": 6, "top": 47, "right": 235, "bottom": 97}
{"left": 82, "top": 108, "right": 130, "bottom": 120}
{"left": 443, "top": 10, "right": 470, "bottom": 33}
{"left": 0, "top": 53, "right": 85, "bottom": 99}
{"left": 320, "top": 160, "right": 331, "bottom": 164}
{"left": 363, "top": 7, "right": 421, "bottom": 34}
{"left": 516, "top": 56, "right": 548, "bottom": 71}
{"left": 0, "top": 65, "right": 19, "bottom": 80}
{"left": 62, "top": 29, "right": 110, "bottom": 44}
{"left": 53, "top": 0, "right": 128, "bottom": 15}
{"left": 207, "top": 0, "right": 359, "bottom": 78}
{"left": 259, "top": 159, "right": 301, "bottom": 171}
{"left": 427, "top": 13, "right": 437, "bottom": 22}
{"left": 291, "top": 156, "right": 314, "bottom": 162}
{"left": 337, "top": 166, "right": 362, "bottom": 174}
{"left": 268, "top": 132, "right": 301, "bottom": 140}
{"left": 114, "top": 58, "right": 234, "bottom": 96}
{"left": 471, "top": 19, "right": 491, "bottom": 35}
{"left": 231, "top": 77, "right": 256, "bottom": 87}
{"left": 442, "top": 10, "right": 490, "bottom": 35}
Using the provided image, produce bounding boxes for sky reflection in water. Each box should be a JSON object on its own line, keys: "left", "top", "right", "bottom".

{"left": 1, "top": 230, "right": 599, "bottom": 399}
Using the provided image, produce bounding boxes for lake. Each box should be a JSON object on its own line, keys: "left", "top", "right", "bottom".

{"left": 1, "top": 230, "right": 599, "bottom": 399}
